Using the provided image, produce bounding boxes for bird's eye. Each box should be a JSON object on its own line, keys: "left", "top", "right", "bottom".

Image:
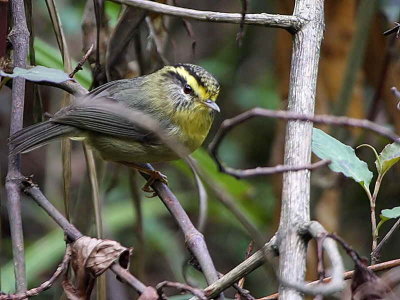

{"left": 183, "top": 84, "right": 193, "bottom": 95}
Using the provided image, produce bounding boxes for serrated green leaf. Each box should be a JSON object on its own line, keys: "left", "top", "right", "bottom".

{"left": 312, "top": 128, "right": 373, "bottom": 190}
{"left": 0, "top": 66, "right": 72, "bottom": 83}
{"left": 381, "top": 206, "right": 400, "bottom": 219}
{"left": 376, "top": 142, "right": 400, "bottom": 176}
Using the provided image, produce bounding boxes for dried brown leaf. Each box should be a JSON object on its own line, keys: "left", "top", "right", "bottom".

{"left": 351, "top": 258, "right": 395, "bottom": 300}
{"left": 62, "top": 236, "right": 132, "bottom": 300}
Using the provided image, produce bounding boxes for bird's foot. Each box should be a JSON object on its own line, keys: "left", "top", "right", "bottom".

{"left": 142, "top": 170, "right": 168, "bottom": 197}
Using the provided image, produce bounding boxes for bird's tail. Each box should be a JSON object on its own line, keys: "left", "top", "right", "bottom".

{"left": 9, "top": 121, "right": 76, "bottom": 155}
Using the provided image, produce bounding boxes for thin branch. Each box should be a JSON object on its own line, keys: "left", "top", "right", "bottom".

{"left": 383, "top": 22, "right": 400, "bottom": 37}
{"left": 111, "top": 0, "right": 305, "bottom": 32}
{"left": 6, "top": 0, "right": 30, "bottom": 291}
{"left": 22, "top": 178, "right": 82, "bottom": 241}
{"left": 110, "top": 264, "right": 147, "bottom": 294}
{"left": 209, "top": 108, "right": 399, "bottom": 179}
{"left": 156, "top": 281, "right": 206, "bottom": 300}
{"left": 280, "top": 222, "right": 345, "bottom": 296}
{"left": 141, "top": 164, "right": 220, "bottom": 286}
{"left": 200, "top": 236, "right": 277, "bottom": 299}
{"left": 69, "top": 44, "right": 93, "bottom": 78}
{"left": 236, "top": 0, "right": 248, "bottom": 46}
{"left": 372, "top": 217, "right": 400, "bottom": 263}
{"left": 21, "top": 178, "right": 149, "bottom": 294}
{"left": 210, "top": 109, "right": 400, "bottom": 161}
{"left": 145, "top": 16, "right": 169, "bottom": 65}
{"left": 390, "top": 87, "right": 400, "bottom": 110}
{"left": 261, "top": 258, "right": 400, "bottom": 300}
{"left": 39, "top": 79, "right": 89, "bottom": 96}
{"left": 0, "top": 247, "right": 71, "bottom": 300}
{"left": 215, "top": 159, "right": 330, "bottom": 179}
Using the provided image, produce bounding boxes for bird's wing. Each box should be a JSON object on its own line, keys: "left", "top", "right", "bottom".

{"left": 52, "top": 102, "right": 161, "bottom": 144}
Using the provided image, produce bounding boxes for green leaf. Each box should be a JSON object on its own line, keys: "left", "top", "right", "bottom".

{"left": 34, "top": 38, "right": 92, "bottom": 89}
{"left": 376, "top": 142, "right": 400, "bottom": 176}
{"left": 0, "top": 66, "right": 72, "bottom": 83}
{"left": 381, "top": 206, "right": 400, "bottom": 219}
{"left": 312, "top": 128, "right": 373, "bottom": 190}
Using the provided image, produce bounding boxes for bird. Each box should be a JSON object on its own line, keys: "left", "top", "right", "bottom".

{"left": 9, "top": 64, "right": 220, "bottom": 192}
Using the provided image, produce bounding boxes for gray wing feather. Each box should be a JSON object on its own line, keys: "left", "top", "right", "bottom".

{"left": 52, "top": 105, "right": 159, "bottom": 144}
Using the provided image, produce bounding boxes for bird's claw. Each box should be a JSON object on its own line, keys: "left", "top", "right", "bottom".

{"left": 142, "top": 170, "right": 168, "bottom": 197}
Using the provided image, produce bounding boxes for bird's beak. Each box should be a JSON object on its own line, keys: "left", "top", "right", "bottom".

{"left": 204, "top": 99, "right": 220, "bottom": 112}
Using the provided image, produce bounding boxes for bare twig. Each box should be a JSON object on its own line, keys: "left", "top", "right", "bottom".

{"left": 0, "top": 247, "right": 71, "bottom": 300}
{"left": 6, "top": 0, "right": 30, "bottom": 291}
{"left": 22, "top": 179, "right": 82, "bottom": 241}
{"left": 111, "top": 0, "right": 305, "bottom": 32}
{"left": 236, "top": 0, "right": 248, "bottom": 46}
{"left": 128, "top": 170, "right": 145, "bottom": 278}
{"left": 21, "top": 178, "right": 149, "bottom": 294}
{"left": 141, "top": 164, "right": 220, "bottom": 286}
{"left": 145, "top": 16, "right": 169, "bottom": 65}
{"left": 383, "top": 22, "right": 400, "bottom": 37}
{"left": 390, "top": 87, "right": 400, "bottom": 110}
{"left": 69, "top": 44, "right": 94, "bottom": 78}
{"left": 234, "top": 241, "right": 255, "bottom": 300}
{"left": 280, "top": 222, "right": 345, "bottom": 296}
{"left": 232, "top": 283, "right": 255, "bottom": 300}
{"left": 157, "top": 281, "right": 206, "bottom": 300}
{"left": 200, "top": 236, "right": 277, "bottom": 299}
{"left": 110, "top": 264, "right": 147, "bottom": 293}
{"left": 209, "top": 108, "right": 399, "bottom": 179}
{"left": 262, "top": 258, "right": 400, "bottom": 300}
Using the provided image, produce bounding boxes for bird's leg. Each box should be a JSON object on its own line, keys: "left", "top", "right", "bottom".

{"left": 119, "top": 162, "right": 168, "bottom": 194}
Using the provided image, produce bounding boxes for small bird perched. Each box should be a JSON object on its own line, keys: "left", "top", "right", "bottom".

{"left": 9, "top": 64, "right": 220, "bottom": 192}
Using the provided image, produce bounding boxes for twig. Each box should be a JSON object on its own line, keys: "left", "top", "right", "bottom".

{"left": 111, "top": 0, "right": 305, "bottom": 32}
{"left": 187, "top": 157, "right": 264, "bottom": 245}
{"left": 0, "top": 247, "right": 71, "bottom": 300}
{"left": 128, "top": 170, "right": 145, "bottom": 278}
{"left": 232, "top": 283, "right": 255, "bottom": 300}
{"left": 262, "top": 258, "right": 400, "bottom": 300}
{"left": 368, "top": 173, "right": 384, "bottom": 263}
{"left": 235, "top": 241, "right": 254, "bottom": 300}
{"left": 200, "top": 236, "right": 277, "bottom": 299}
{"left": 279, "top": 222, "right": 345, "bottom": 296}
{"left": 110, "top": 264, "right": 147, "bottom": 293}
{"left": 39, "top": 79, "right": 89, "bottom": 96}
{"left": 6, "top": 0, "right": 30, "bottom": 291}
{"left": 21, "top": 178, "right": 149, "bottom": 294}
{"left": 156, "top": 281, "right": 206, "bottom": 300}
{"left": 236, "top": 0, "right": 248, "bottom": 46}
{"left": 141, "top": 164, "right": 220, "bottom": 286}
{"left": 383, "top": 22, "right": 400, "bottom": 37}
{"left": 69, "top": 44, "right": 94, "bottom": 78}
{"left": 372, "top": 217, "right": 400, "bottom": 263}
{"left": 209, "top": 108, "right": 399, "bottom": 179}
{"left": 22, "top": 178, "right": 82, "bottom": 241}
{"left": 145, "top": 16, "right": 169, "bottom": 65}
{"left": 215, "top": 159, "right": 330, "bottom": 179}
{"left": 390, "top": 87, "right": 400, "bottom": 110}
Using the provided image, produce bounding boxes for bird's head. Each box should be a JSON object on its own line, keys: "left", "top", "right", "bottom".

{"left": 159, "top": 64, "right": 220, "bottom": 113}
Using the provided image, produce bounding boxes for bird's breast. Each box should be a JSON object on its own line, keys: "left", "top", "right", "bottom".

{"left": 171, "top": 109, "right": 214, "bottom": 152}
